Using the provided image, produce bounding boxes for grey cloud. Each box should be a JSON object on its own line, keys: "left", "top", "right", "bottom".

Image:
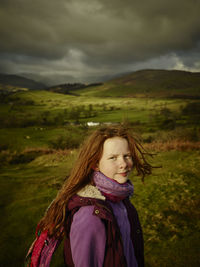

{"left": 0, "top": 0, "right": 200, "bottom": 83}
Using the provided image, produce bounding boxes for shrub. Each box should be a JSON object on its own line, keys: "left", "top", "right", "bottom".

{"left": 49, "top": 127, "right": 86, "bottom": 150}
{"left": 161, "top": 118, "right": 176, "bottom": 130}
{"left": 9, "top": 150, "right": 46, "bottom": 164}
{"left": 0, "top": 150, "right": 43, "bottom": 166}
{"left": 181, "top": 102, "right": 200, "bottom": 115}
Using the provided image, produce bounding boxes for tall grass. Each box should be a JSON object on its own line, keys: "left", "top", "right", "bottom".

{"left": 0, "top": 89, "right": 199, "bottom": 266}
{"left": 0, "top": 149, "right": 199, "bottom": 266}
{"left": 131, "top": 150, "right": 200, "bottom": 267}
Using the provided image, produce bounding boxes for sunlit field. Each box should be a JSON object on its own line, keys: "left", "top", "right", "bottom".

{"left": 0, "top": 89, "right": 199, "bottom": 266}
{"left": 0, "top": 150, "right": 199, "bottom": 266}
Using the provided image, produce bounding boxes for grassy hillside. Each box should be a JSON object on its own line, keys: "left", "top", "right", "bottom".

{"left": 0, "top": 73, "right": 46, "bottom": 90}
{"left": 0, "top": 150, "right": 199, "bottom": 266}
{"left": 1, "top": 89, "right": 200, "bottom": 128}
{"left": 0, "top": 71, "right": 200, "bottom": 266}
{"left": 1, "top": 69, "right": 200, "bottom": 98}
{"left": 75, "top": 69, "right": 200, "bottom": 97}
{"left": 0, "top": 88, "right": 199, "bottom": 159}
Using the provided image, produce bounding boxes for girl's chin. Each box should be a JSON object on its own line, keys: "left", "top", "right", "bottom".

{"left": 113, "top": 175, "right": 129, "bottom": 184}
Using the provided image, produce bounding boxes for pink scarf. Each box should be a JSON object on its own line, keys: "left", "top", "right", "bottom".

{"left": 92, "top": 171, "right": 134, "bottom": 202}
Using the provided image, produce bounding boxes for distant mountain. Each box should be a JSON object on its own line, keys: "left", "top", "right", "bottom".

{"left": 1, "top": 70, "right": 200, "bottom": 98}
{"left": 76, "top": 69, "right": 200, "bottom": 98}
{"left": 0, "top": 74, "right": 46, "bottom": 90}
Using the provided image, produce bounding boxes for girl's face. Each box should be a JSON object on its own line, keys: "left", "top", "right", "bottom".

{"left": 97, "top": 137, "right": 133, "bottom": 184}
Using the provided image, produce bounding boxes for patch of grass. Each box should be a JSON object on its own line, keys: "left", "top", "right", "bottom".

{"left": 143, "top": 140, "right": 200, "bottom": 151}
{"left": 0, "top": 87, "right": 199, "bottom": 266}
{"left": 0, "top": 151, "right": 77, "bottom": 266}
{"left": 0, "top": 126, "right": 89, "bottom": 152}
{"left": 0, "top": 150, "right": 199, "bottom": 266}
{"left": 131, "top": 150, "right": 200, "bottom": 267}
{"left": 49, "top": 126, "right": 89, "bottom": 149}
{"left": 1, "top": 89, "right": 199, "bottom": 129}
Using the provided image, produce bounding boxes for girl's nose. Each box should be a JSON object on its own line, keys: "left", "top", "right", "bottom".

{"left": 119, "top": 157, "right": 128, "bottom": 168}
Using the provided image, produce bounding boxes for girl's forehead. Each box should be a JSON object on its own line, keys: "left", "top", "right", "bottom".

{"left": 102, "top": 137, "right": 130, "bottom": 153}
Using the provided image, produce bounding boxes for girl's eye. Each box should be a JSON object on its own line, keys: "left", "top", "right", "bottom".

{"left": 109, "top": 156, "right": 117, "bottom": 160}
{"left": 125, "top": 155, "right": 131, "bottom": 159}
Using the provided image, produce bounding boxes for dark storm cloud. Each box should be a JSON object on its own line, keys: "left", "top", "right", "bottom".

{"left": 0, "top": 0, "right": 200, "bottom": 83}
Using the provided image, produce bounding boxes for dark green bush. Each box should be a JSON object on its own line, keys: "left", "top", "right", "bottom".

{"left": 49, "top": 127, "right": 87, "bottom": 150}
{"left": 181, "top": 102, "right": 200, "bottom": 115}
{"left": 9, "top": 151, "right": 40, "bottom": 164}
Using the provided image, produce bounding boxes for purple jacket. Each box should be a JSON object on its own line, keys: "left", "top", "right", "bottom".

{"left": 64, "top": 189, "right": 144, "bottom": 267}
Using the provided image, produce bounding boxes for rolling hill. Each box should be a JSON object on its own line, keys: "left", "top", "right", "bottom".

{"left": 0, "top": 74, "right": 46, "bottom": 90}
{"left": 1, "top": 69, "right": 200, "bottom": 98}
{"left": 75, "top": 69, "right": 200, "bottom": 98}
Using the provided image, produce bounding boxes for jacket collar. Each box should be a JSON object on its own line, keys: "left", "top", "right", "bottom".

{"left": 77, "top": 184, "right": 106, "bottom": 201}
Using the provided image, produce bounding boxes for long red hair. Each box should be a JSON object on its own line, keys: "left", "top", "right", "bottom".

{"left": 39, "top": 125, "right": 153, "bottom": 238}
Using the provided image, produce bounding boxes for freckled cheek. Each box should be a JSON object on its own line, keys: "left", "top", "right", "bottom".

{"left": 128, "top": 160, "right": 133, "bottom": 169}
{"left": 109, "top": 162, "right": 118, "bottom": 172}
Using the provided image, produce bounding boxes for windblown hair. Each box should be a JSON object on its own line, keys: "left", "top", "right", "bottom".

{"left": 39, "top": 125, "right": 153, "bottom": 238}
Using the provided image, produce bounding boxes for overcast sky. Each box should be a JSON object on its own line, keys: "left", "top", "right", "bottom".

{"left": 0, "top": 0, "right": 200, "bottom": 85}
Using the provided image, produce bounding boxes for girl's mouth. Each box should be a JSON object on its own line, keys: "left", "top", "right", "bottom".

{"left": 118, "top": 172, "right": 128, "bottom": 177}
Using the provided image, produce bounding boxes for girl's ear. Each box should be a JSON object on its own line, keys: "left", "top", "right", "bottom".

{"left": 92, "top": 167, "right": 99, "bottom": 171}
{"left": 92, "top": 164, "right": 99, "bottom": 171}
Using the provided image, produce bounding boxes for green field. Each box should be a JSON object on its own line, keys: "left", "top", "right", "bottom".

{"left": 0, "top": 150, "right": 199, "bottom": 266}
{"left": 0, "top": 88, "right": 200, "bottom": 266}
{"left": 1, "top": 90, "right": 198, "bottom": 126}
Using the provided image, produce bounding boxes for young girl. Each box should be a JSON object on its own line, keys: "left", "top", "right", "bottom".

{"left": 27, "top": 126, "right": 152, "bottom": 267}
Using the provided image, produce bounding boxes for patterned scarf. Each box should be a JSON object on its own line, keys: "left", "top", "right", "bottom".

{"left": 92, "top": 171, "right": 134, "bottom": 201}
